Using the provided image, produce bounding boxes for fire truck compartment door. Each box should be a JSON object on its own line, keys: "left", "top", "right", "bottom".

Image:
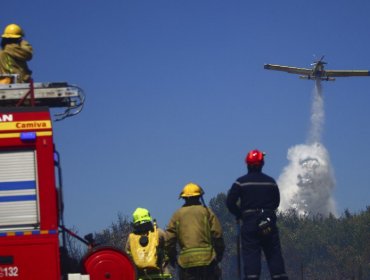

{"left": 0, "top": 150, "right": 39, "bottom": 229}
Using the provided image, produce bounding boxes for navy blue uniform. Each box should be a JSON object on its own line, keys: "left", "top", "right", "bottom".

{"left": 226, "top": 170, "right": 288, "bottom": 280}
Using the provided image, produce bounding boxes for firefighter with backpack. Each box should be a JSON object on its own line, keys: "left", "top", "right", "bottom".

{"left": 126, "top": 208, "right": 172, "bottom": 280}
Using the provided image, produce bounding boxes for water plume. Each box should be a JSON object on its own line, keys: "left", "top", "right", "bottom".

{"left": 278, "top": 81, "right": 337, "bottom": 217}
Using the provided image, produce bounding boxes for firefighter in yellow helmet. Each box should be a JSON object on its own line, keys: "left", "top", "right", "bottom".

{"left": 125, "top": 208, "right": 172, "bottom": 280}
{"left": 0, "top": 24, "right": 33, "bottom": 84}
{"left": 166, "top": 183, "right": 225, "bottom": 280}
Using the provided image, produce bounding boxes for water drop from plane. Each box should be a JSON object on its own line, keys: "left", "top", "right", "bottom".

{"left": 278, "top": 81, "right": 337, "bottom": 217}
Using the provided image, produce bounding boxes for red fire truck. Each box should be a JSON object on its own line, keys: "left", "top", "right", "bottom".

{"left": 0, "top": 82, "right": 136, "bottom": 280}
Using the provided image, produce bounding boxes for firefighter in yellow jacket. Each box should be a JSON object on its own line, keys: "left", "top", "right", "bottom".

{"left": 0, "top": 23, "right": 33, "bottom": 84}
{"left": 166, "top": 183, "right": 225, "bottom": 280}
{"left": 126, "top": 208, "right": 172, "bottom": 280}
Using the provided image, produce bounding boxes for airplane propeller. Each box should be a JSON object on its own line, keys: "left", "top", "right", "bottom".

{"left": 311, "top": 55, "right": 327, "bottom": 65}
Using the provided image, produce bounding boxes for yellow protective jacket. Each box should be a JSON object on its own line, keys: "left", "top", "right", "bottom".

{"left": 0, "top": 40, "right": 33, "bottom": 83}
{"left": 166, "top": 203, "right": 224, "bottom": 269}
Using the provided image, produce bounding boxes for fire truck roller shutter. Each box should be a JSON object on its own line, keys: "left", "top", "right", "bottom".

{"left": 0, "top": 150, "right": 39, "bottom": 229}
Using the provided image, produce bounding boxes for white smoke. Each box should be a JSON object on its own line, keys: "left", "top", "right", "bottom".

{"left": 278, "top": 81, "right": 337, "bottom": 217}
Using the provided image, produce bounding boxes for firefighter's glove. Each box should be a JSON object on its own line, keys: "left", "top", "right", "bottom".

{"left": 258, "top": 217, "right": 273, "bottom": 236}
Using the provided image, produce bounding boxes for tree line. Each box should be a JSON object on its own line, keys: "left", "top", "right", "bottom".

{"left": 65, "top": 193, "right": 370, "bottom": 280}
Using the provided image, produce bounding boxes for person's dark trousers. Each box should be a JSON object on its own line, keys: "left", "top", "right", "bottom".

{"left": 241, "top": 214, "right": 288, "bottom": 279}
{"left": 178, "top": 261, "right": 221, "bottom": 280}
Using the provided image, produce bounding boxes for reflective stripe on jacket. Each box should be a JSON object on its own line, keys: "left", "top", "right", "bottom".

{"left": 178, "top": 245, "right": 214, "bottom": 268}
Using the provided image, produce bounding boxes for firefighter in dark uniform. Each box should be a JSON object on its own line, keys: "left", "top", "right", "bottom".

{"left": 226, "top": 150, "right": 288, "bottom": 280}
{"left": 166, "top": 183, "right": 225, "bottom": 280}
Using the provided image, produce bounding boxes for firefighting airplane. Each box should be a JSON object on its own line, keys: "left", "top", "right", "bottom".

{"left": 264, "top": 56, "right": 370, "bottom": 81}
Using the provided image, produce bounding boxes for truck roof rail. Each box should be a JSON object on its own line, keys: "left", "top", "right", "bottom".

{"left": 0, "top": 80, "right": 85, "bottom": 121}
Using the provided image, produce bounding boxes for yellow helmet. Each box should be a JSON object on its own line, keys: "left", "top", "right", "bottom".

{"left": 2, "top": 24, "right": 24, "bottom": 38}
{"left": 132, "top": 208, "right": 152, "bottom": 224}
{"left": 180, "top": 182, "right": 204, "bottom": 198}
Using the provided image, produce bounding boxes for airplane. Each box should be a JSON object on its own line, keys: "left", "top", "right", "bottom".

{"left": 264, "top": 56, "right": 370, "bottom": 81}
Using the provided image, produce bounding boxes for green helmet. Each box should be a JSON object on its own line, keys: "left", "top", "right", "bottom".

{"left": 132, "top": 208, "right": 152, "bottom": 224}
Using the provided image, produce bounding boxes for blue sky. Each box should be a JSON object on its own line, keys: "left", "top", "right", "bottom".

{"left": 3, "top": 1, "right": 370, "bottom": 235}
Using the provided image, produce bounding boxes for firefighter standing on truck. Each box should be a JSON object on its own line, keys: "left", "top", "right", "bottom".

{"left": 0, "top": 23, "right": 33, "bottom": 84}
{"left": 166, "top": 182, "right": 225, "bottom": 280}
{"left": 226, "top": 150, "right": 288, "bottom": 280}
{"left": 126, "top": 208, "right": 172, "bottom": 280}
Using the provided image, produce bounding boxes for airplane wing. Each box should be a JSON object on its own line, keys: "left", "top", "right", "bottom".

{"left": 264, "top": 64, "right": 312, "bottom": 75}
{"left": 325, "top": 70, "right": 370, "bottom": 77}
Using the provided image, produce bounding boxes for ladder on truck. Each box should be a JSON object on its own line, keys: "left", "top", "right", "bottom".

{"left": 0, "top": 77, "right": 85, "bottom": 121}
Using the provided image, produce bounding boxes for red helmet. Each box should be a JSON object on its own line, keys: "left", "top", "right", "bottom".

{"left": 245, "top": 149, "right": 265, "bottom": 166}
